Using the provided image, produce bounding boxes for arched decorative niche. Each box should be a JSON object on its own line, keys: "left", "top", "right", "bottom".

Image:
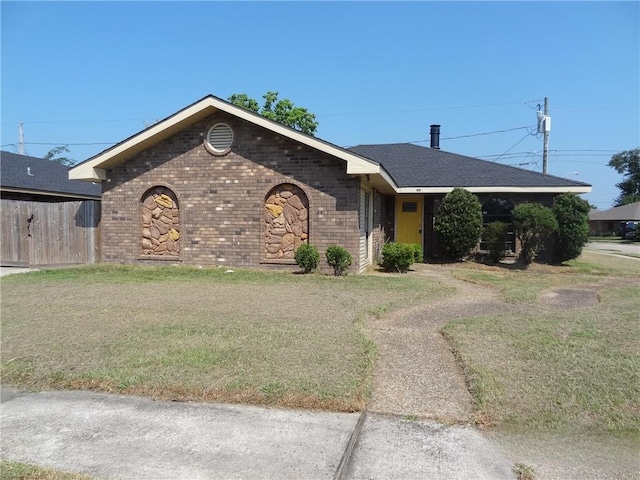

{"left": 141, "top": 186, "right": 180, "bottom": 257}
{"left": 264, "top": 183, "right": 309, "bottom": 261}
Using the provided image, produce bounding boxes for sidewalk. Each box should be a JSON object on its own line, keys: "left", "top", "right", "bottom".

{"left": 1, "top": 387, "right": 515, "bottom": 480}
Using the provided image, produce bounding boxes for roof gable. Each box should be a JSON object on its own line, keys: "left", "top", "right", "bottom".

{"left": 69, "top": 94, "right": 384, "bottom": 182}
{"left": 1, "top": 151, "right": 101, "bottom": 199}
{"left": 348, "top": 143, "right": 591, "bottom": 193}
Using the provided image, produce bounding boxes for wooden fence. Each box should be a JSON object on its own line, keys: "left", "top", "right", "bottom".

{"left": 1, "top": 199, "right": 101, "bottom": 267}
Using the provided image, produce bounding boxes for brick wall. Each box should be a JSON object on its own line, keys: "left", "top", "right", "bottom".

{"left": 101, "top": 112, "right": 362, "bottom": 273}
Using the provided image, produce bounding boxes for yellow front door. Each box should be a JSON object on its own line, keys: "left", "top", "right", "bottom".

{"left": 396, "top": 196, "right": 423, "bottom": 245}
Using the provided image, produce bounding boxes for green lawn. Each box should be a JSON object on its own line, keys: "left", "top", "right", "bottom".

{"left": 444, "top": 257, "right": 640, "bottom": 438}
{"left": 0, "top": 264, "right": 452, "bottom": 411}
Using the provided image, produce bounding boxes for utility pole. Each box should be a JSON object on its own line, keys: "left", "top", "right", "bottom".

{"left": 542, "top": 97, "right": 549, "bottom": 174}
{"left": 18, "top": 123, "right": 25, "bottom": 155}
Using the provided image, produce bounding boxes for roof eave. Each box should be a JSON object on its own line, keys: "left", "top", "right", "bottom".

{"left": 395, "top": 185, "right": 592, "bottom": 194}
{"left": 69, "top": 95, "right": 381, "bottom": 181}
{"left": 0, "top": 186, "right": 101, "bottom": 200}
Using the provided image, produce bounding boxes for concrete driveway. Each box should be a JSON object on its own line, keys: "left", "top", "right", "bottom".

{"left": 0, "top": 267, "right": 38, "bottom": 277}
{"left": 584, "top": 241, "right": 640, "bottom": 257}
{"left": 1, "top": 387, "right": 515, "bottom": 480}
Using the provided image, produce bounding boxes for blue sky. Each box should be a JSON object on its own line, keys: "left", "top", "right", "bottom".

{"left": 1, "top": 1, "right": 638, "bottom": 208}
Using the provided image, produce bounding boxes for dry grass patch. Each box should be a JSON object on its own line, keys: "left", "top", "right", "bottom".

{"left": 1, "top": 265, "right": 452, "bottom": 411}
{"left": 0, "top": 461, "right": 93, "bottom": 480}
{"left": 443, "top": 285, "right": 640, "bottom": 436}
{"left": 450, "top": 251, "right": 640, "bottom": 303}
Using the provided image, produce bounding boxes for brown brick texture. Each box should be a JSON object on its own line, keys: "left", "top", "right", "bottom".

{"left": 101, "top": 112, "right": 362, "bottom": 273}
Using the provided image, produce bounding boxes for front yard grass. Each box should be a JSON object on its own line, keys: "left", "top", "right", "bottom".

{"left": 0, "top": 264, "right": 453, "bottom": 411}
{"left": 443, "top": 253, "right": 639, "bottom": 439}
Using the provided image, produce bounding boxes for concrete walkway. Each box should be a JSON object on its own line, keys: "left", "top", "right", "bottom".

{"left": 0, "top": 386, "right": 515, "bottom": 480}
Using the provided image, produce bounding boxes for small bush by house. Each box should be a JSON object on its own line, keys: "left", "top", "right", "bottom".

{"left": 294, "top": 243, "right": 320, "bottom": 273}
{"left": 381, "top": 242, "right": 415, "bottom": 273}
{"left": 325, "top": 245, "right": 352, "bottom": 276}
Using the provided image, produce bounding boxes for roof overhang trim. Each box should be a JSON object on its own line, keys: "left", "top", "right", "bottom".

{"left": 0, "top": 186, "right": 101, "bottom": 200}
{"left": 69, "top": 95, "right": 381, "bottom": 181}
{"left": 395, "top": 186, "right": 592, "bottom": 194}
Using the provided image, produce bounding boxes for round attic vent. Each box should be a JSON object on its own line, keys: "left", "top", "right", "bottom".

{"left": 205, "top": 123, "right": 234, "bottom": 154}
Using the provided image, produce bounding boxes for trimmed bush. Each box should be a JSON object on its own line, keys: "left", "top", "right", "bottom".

{"left": 552, "top": 193, "right": 591, "bottom": 263}
{"left": 434, "top": 188, "right": 483, "bottom": 261}
{"left": 325, "top": 245, "right": 352, "bottom": 276}
{"left": 410, "top": 243, "right": 423, "bottom": 263}
{"left": 381, "top": 242, "right": 415, "bottom": 273}
{"left": 483, "top": 221, "right": 509, "bottom": 264}
{"left": 294, "top": 243, "right": 320, "bottom": 273}
{"left": 513, "top": 202, "right": 558, "bottom": 265}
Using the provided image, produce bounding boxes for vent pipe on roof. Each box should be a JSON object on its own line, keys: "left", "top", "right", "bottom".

{"left": 430, "top": 124, "right": 441, "bottom": 150}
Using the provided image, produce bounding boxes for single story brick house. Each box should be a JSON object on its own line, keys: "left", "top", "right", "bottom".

{"left": 69, "top": 94, "right": 591, "bottom": 273}
{"left": 588, "top": 201, "right": 640, "bottom": 236}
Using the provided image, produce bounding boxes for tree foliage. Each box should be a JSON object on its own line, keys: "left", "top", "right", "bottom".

{"left": 44, "top": 145, "right": 75, "bottom": 167}
{"left": 434, "top": 188, "right": 483, "bottom": 261}
{"left": 513, "top": 202, "right": 558, "bottom": 265}
{"left": 552, "top": 193, "right": 591, "bottom": 263}
{"left": 608, "top": 148, "right": 640, "bottom": 206}
{"left": 228, "top": 91, "right": 318, "bottom": 136}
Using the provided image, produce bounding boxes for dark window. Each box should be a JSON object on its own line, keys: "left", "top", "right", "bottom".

{"left": 402, "top": 202, "right": 417, "bottom": 213}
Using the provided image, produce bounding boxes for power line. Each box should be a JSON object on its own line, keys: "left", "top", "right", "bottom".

{"left": 316, "top": 100, "right": 539, "bottom": 117}
{"left": 2, "top": 142, "right": 116, "bottom": 146}
{"left": 409, "top": 126, "right": 534, "bottom": 144}
{"left": 490, "top": 131, "right": 536, "bottom": 163}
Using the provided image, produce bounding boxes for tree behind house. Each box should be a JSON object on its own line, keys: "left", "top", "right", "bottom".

{"left": 44, "top": 145, "right": 75, "bottom": 167}
{"left": 228, "top": 91, "right": 319, "bottom": 136}
{"left": 608, "top": 148, "right": 640, "bottom": 206}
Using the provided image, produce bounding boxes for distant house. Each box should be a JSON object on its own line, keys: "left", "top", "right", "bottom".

{"left": 69, "top": 94, "right": 591, "bottom": 273}
{"left": 589, "top": 201, "right": 640, "bottom": 236}
{"left": 1, "top": 151, "right": 101, "bottom": 266}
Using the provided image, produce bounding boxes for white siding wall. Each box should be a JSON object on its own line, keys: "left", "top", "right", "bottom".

{"left": 358, "top": 187, "right": 372, "bottom": 273}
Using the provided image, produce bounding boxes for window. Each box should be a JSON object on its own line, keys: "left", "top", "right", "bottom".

{"left": 402, "top": 201, "right": 417, "bottom": 213}
{"left": 205, "top": 123, "right": 234, "bottom": 155}
{"left": 481, "top": 197, "right": 514, "bottom": 253}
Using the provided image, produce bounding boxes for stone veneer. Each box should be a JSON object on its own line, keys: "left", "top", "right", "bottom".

{"left": 264, "top": 184, "right": 309, "bottom": 260}
{"left": 141, "top": 187, "right": 180, "bottom": 256}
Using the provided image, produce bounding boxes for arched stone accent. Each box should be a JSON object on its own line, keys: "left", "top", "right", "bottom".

{"left": 141, "top": 186, "right": 180, "bottom": 256}
{"left": 264, "top": 184, "right": 309, "bottom": 260}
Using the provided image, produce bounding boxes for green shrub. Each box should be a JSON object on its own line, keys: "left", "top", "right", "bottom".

{"left": 513, "top": 202, "right": 558, "bottom": 265}
{"left": 434, "top": 188, "right": 483, "bottom": 261}
{"left": 294, "top": 243, "right": 320, "bottom": 273}
{"left": 552, "top": 193, "right": 591, "bottom": 263}
{"left": 410, "top": 243, "right": 423, "bottom": 263}
{"left": 381, "top": 242, "right": 415, "bottom": 273}
{"left": 483, "top": 221, "right": 509, "bottom": 264}
{"left": 325, "top": 245, "right": 352, "bottom": 276}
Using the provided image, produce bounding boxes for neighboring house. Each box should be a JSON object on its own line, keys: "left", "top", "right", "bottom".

{"left": 588, "top": 201, "right": 640, "bottom": 236}
{"left": 1, "top": 151, "right": 101, "bottom": 266}
{"left": 69, "top": 94, "right": 591, "bottom": 273}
